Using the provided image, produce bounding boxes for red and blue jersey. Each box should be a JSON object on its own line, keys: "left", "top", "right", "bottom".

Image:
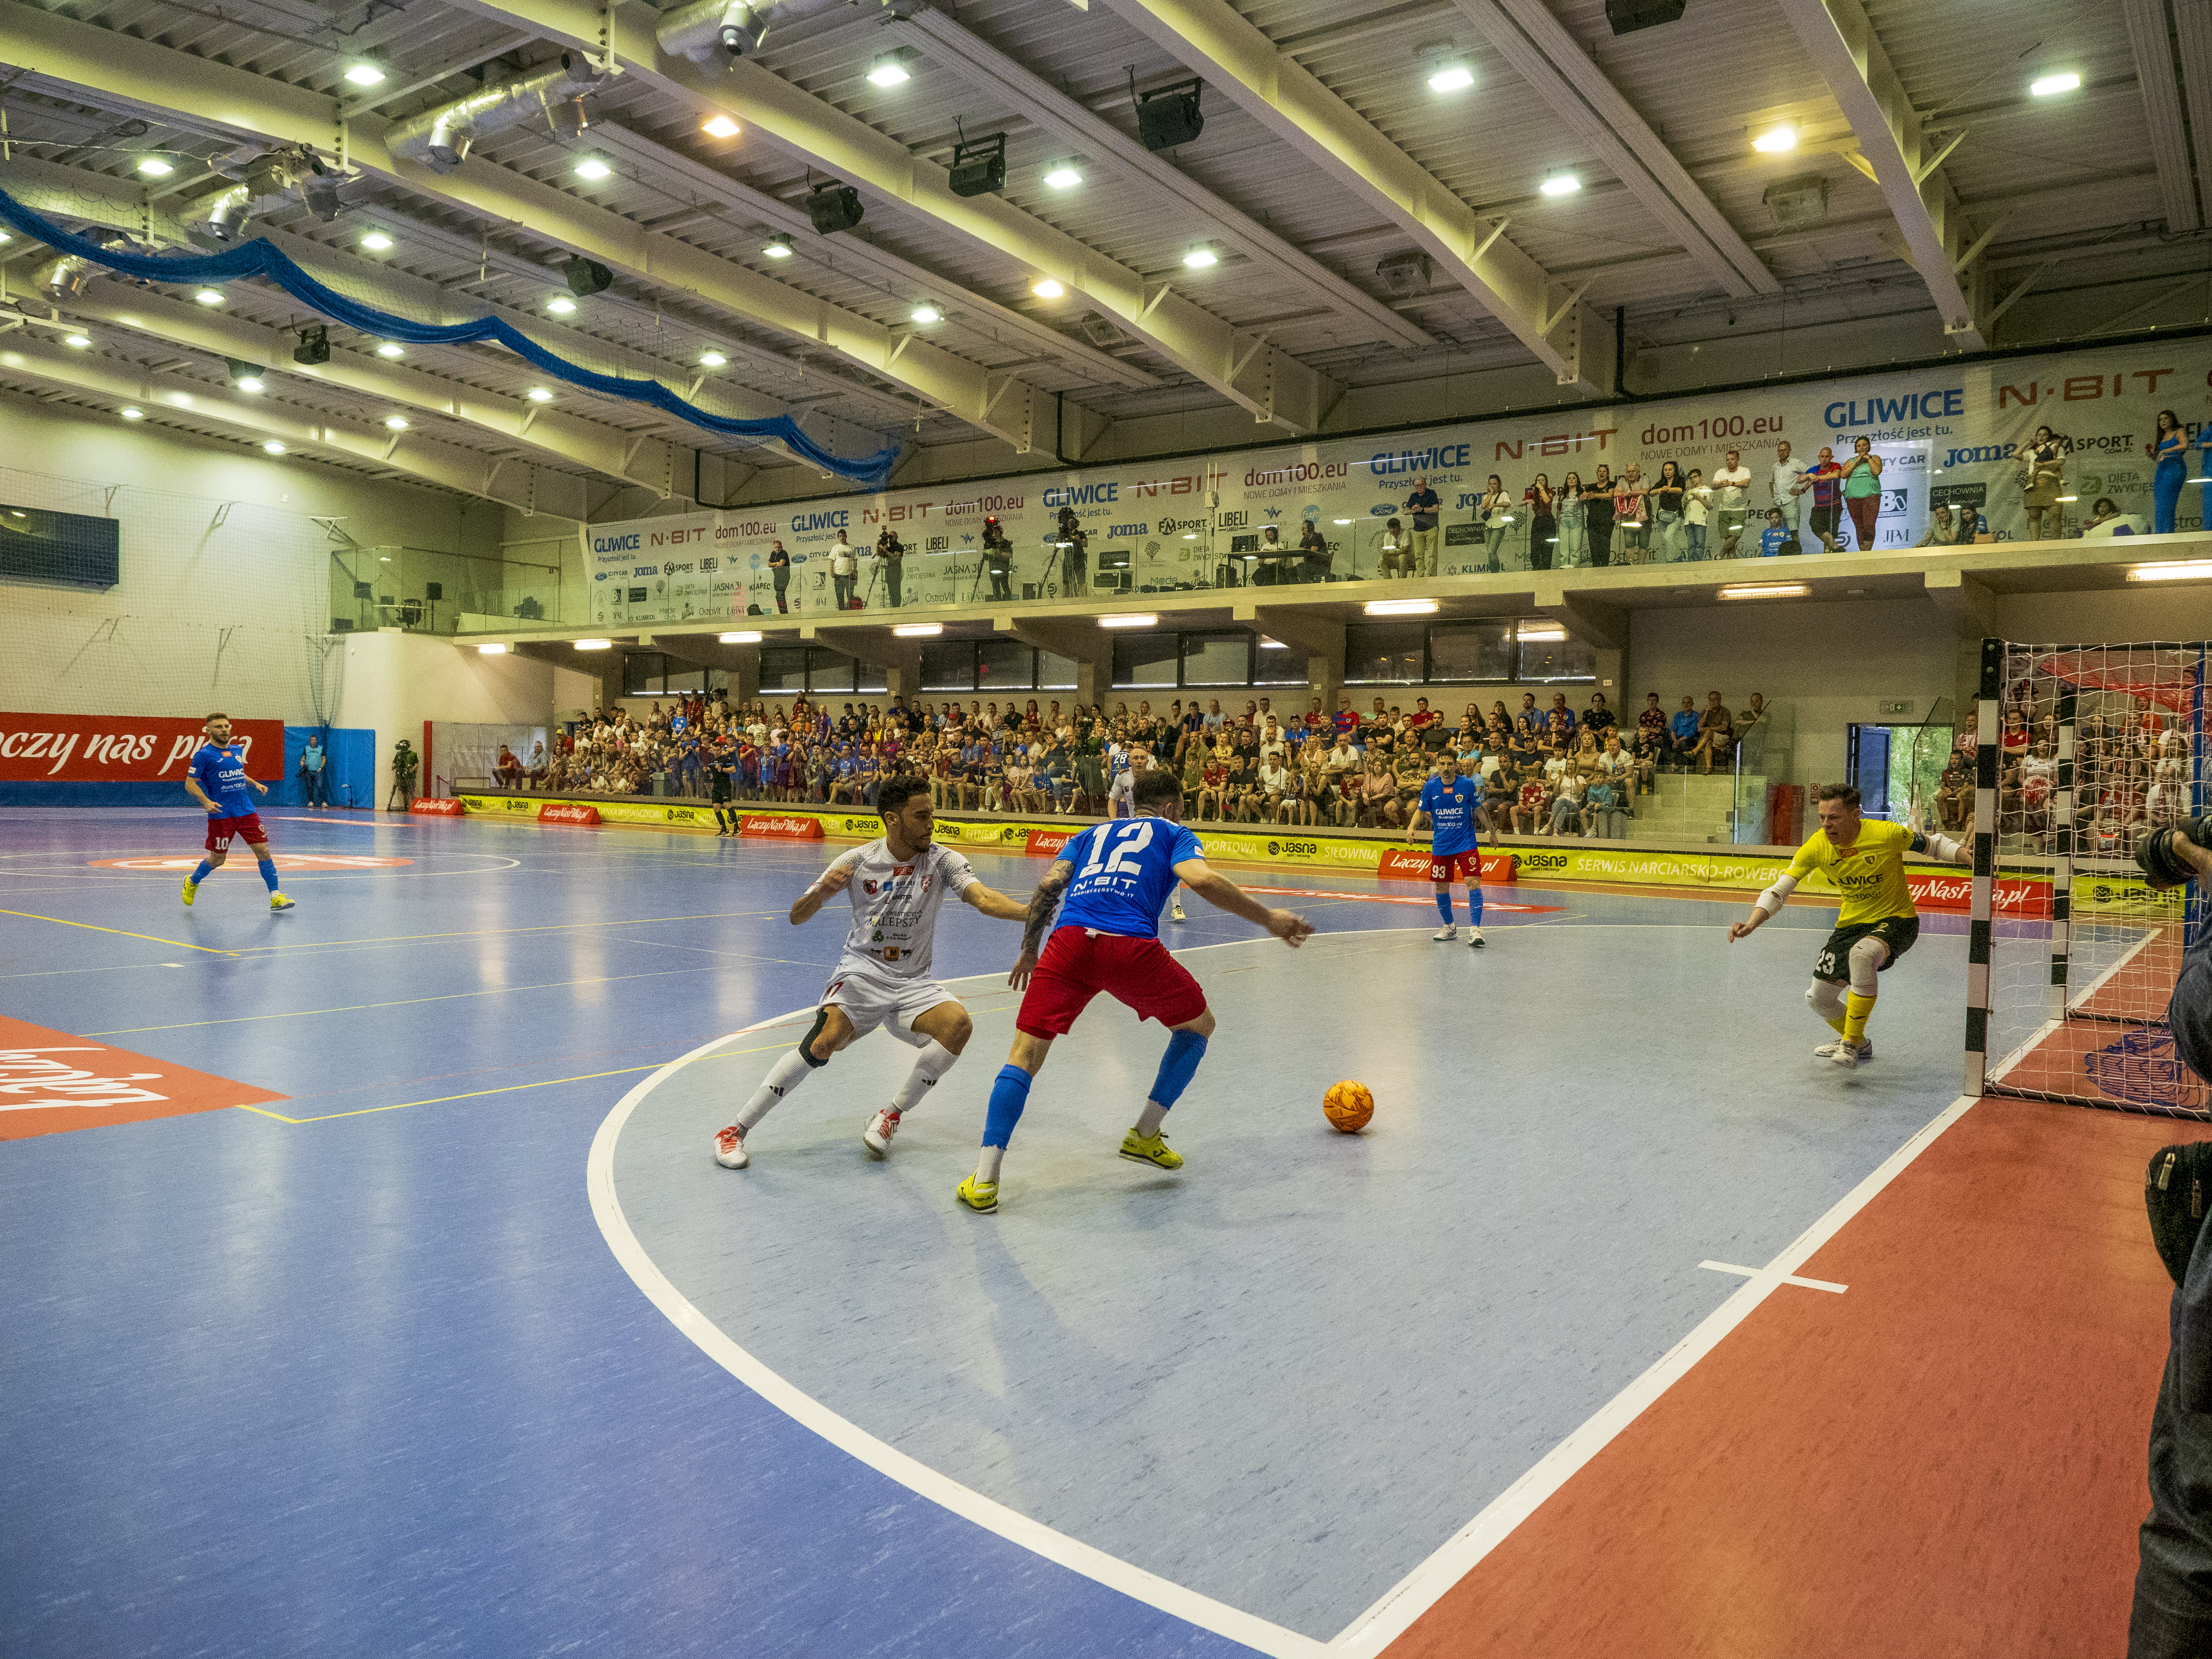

{"left": 1418, "top": 774, "right": 1481, "bottom": 856}
{"left": 1054, "top": 815, "right": 1205, "bottom": 940}
{"left": 188, "top": 742, "right": 258, "bottom": 818}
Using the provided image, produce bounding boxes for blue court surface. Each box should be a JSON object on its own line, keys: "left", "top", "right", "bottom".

{"left": 1, "top": 808, "right": 1981, "bottom": 1656}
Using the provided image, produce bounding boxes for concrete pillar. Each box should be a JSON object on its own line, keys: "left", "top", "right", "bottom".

{"left": 731, "top": 648, "right": 760, "bottom": 709}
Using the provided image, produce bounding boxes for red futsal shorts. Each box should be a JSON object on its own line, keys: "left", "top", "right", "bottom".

{"left": 1430, "top": 850, "right": 1481, "bottom": 884}
{"left": 1016, "top": 926, "right": 1207, "bottom": 1039}
{"left": 204, "top": 813, "right": 265, "bottom": 853}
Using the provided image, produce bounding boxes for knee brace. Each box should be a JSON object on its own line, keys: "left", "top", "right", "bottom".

{"left": 800, "top": 1005, "right": 835, "bottom": 1066}
{"left": 1848, "top": 935, "right": 1888, "bottom": 996}
{"left": 1807, "top": 980, "right": 1846, "bottom": 1022}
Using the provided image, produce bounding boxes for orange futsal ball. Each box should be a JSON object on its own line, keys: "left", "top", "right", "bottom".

{"left": 1323, "top": 1080, "right": 1374, "bottom": 1134}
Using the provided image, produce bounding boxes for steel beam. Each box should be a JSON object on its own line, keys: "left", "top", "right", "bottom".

{"left": 886, "top": 8, "right": 1433, "bottom": 351}
{"left": 2123, "top": 0, "right": 2201, "bottom": 230}
{"left": 1774, "top": 0, "right": 1987, "bottom": 347}
{"left": 0, "top": 0, "right": 1060, "bottom": 455}
{"left": 1449, "top": 0, "right": 1778, "bottom": 298}
{"left": 430, "top": 0, "right": 1339, "bottom": 431}
{"left": 2177, "top": 0, "right": 2212, "bottom": 233}
{"left": 1099, "top": 0, "right": 1610, "bottom": 393}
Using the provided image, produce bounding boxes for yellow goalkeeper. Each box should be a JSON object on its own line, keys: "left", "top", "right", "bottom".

{"left": 1728, "top": 781, "right": 1972, "bottom": 1069}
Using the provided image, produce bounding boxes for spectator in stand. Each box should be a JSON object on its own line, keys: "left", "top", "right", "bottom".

{"left": 1735, "top": 693, "right": 1768, "bottom": 751}
{"left": 1769, "top": 440, "right": 1805, "bottom": 550}
{"left": 1583, "top": 748, "right": 1628, "bottom": 838}
{"left": 1403, "top": 475, "right": 1442, "bottom": 576}
{"left": 1936, "top": 755, "right": 1973, "bottom": 832}
{"left": 1757, "top": 507, "right": 1792, "bottom": 558}
{"left": 2021, "top": 425, "right": 2066, "bottom": 544}
{"left": 1511, "top": 765, "right": 1549, "bottom": 834}
{"left": 982, "top": 517, "right": 1014, "bottom": 602}
{"left": 2150, "top": 409, "right": 2188, "bottom": 535}
{"left": 1711, "top": 448, "right": 1753, "bottom": 557}
{"left": 873, "top": 527, "right": 905, "bottom": 608}
{"left": 1800, "top": 447, "right": 1843, "bottom": 552}
{"left": 1548, "top": 693, "right": 1578, "bottom": 742}
{"left": 1557, "top": 471, "right": 1587, "bottom": 568}
{"left": 1582, "top": 466, "right": 1617, "bottom": 568}
{"left": 1669, "top": 695, "right": 1702, "bottom": 770}
{"left": 1358, "top": 757, "right": 1398, "bottom": 827}
{"left": 1651, "top": 462, "right": 1686, "bottom": 562}
{"left": 1480, "top": 760, "right": 1516, "bottom": 835}
{"left": 299, "top": 733, "right": 330, "bottom": 806}
{"left": 1548, "top": 765, "right": 1585, "bottom": 835}
{"left": 1198, "top": 740, "right": 1230, "bottom": 821}
{"left": 1637, "top": 691, "right": 1668, "bottom": 753}
{"left": 1298, "top": 519, "right": 1332, "bottom": 583}
{"left": 1915, "top": 504, "right": 1961, "bottom": 548}
{"left": 1258, "top": 749, "right": 1294, "bottom": 821}
{"left": 494, "top": 744, "right": 523, "bottom": 787}
{"left": 1629, "top": 725, "right": 1662, "bottom": 796}
{"left": 1683, "top": 466, "right": 1710, "bottom": 561}
{"left": 1839, "top": 437, "right": 1884, "bottom": 551}
{"left": 1583, "top": 691, "right": 1617, "bottom": 739}
{"left": 1953, "top": 501, "right": 1985, "bottom": 542}
{"left": 1479, "top": 474, "right": 1513, "bottom": 573}
{"left": 1379, "top": 517, "right": 1413, "bottom": 579}
{"left": 1525, "top": 474, "right": 1558, "bottom": 571}
{"left": 829, "top": 531, "right": 858, "bottom": 609}
{"left": 1615, "top": 464, "right": 1650, "bottom": 563}
{"left": 1694, "top": 692, "right": 1735, "bottom": 774}
{"left": 768, "top": 539, "right": 791, "bottom": 613}
{"left": 1391, "top": 742, "right": 1429, "bottom": 825}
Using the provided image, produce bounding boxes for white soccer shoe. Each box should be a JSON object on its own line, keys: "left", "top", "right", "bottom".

{"left": 1432, "top": 924, "right": 1458, "bottom": 941}
{"left": 713, "top": 1123, "right": 749, "bottom": 1168}
{"left": 863, "top": 1108, "right": 901, "bottom": 1158}
{"left": 1467, "top": 928, "right": 1486, "bottom": 948}
{"left": 1824, "top": 1039, "right": 1874, "bottom": 1070}
{"left": 1170, "top": 899, "right": 1187, "bottom": 923}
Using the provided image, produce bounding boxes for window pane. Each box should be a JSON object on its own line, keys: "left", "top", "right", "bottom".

{"left": 759, "top": 647, "right": 807, "bottom": 693}
{"left": 1345, "top": 622, "right": 1424, "bottom": 684}
{"left": 977, "top": 639, "right": 1033, "bottom": 696}
{"left": 1181, "top": 631, "right": 1251, "bottom": 687}
{"left": 1112, "top": 633, "right": 1179, "bottom": 687}
{"left": 920, "top": 641, "right": 974, "bottom": 691}
{"left": 1036, "top": 650, "right": 1076, "bottom": 690}
{"left": 853, "top": 658, "right": 887, "bottom": 694}
{"left": 1427, "top": 621, "right": 1514, "bottom": 683}
{"left": 1516, "top": 628, "right": 1597, "bottom": 682}
{"left": 1253, "top": 642, "right": 1304, "bottom": 683}
{"left": 807, "top": 651, "right": 856, "bottom": 695}
{"left": 664, "top": 663, "right": 706, "bottom": 693}
{"left": 622, "top": 651, "right": 665, "bottom": 696}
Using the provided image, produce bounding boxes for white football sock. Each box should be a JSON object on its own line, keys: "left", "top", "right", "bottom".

{"left": 891, "top": 1040, "right": 959, "bottom": 1115}
{"left": 736, "top": 1048, "right": 815, "bottom": 1131}
{"left": 1134, "top": 1100, "right": 1167, "bottom": 1138}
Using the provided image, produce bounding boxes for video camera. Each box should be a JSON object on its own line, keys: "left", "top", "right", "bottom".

{"left": 2139, "top": 816, "right": 2209, "bottom": 890}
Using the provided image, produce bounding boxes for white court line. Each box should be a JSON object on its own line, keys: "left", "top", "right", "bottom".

{"left": 1325, "top": 1091, "right": 1979, "bottom": 1658}
{"left": 589, "top": 960, "right": 1327, "bottom": 1659}
{"left": 1699, "top": 1259, "right": 1848, "bottom": 1294}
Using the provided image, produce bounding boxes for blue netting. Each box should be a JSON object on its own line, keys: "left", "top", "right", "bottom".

{"left": 0, "top": 185, "right": 900, "bottom": 488}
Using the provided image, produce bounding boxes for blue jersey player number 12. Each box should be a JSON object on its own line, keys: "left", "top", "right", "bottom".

{"left": 955, "top": 767, "right": 1316, "bottom": 1215}
{"left": 1409, "top": 749, "right": 1485, "bottom": 946}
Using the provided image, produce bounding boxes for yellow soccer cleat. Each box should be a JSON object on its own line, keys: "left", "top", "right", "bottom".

{"left": 955, "top": 1174, "right": 998, "bottom": 1214}
{"left": 269, "top": 892, "right": 297, "bottom": 911}
{"left": 1118, "top": 1129, "right": 1184, "bottom": 1170}
{"left": 181, "top": 879, "right": 198, "bottom": 907}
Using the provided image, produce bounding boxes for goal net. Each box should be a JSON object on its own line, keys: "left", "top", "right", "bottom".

{"left": 1967, "top": 637, "right": 2207, "bottom": 1117}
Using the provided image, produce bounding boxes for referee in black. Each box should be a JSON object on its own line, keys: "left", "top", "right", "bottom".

{"left": 2133, "top": 815, "right": 2212, "bottom": 1657}
{"left": 709, "top": 746, "right": 736, "bottom": 836}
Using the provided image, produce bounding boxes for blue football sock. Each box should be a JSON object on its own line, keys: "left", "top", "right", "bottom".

{"left": 1467, "top": 882, "right": 1484, "bottom": 927}
{"left": 189, "top": 860, "right": 214, "bottom": 885}
{"left": 257, "top": 858, "right": 280, "bottom": 892}
{"left": 1147, "top": 1028, "right": 1208, "bottom": 1112}
{"left": 1435, "top": 891, "right": 1454, "bottom": 926}
{"left": 982, "top": 1063, "right": 1033, "bottom": 1149}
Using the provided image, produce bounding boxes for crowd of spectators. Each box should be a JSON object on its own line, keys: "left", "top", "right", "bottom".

{"left": 1936, "top": 691, "right": 2197, "bottom": 856}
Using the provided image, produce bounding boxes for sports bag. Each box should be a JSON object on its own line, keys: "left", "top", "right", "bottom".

{"left": 2147, "top": 1141, "right": 2212, "bottom": 1284}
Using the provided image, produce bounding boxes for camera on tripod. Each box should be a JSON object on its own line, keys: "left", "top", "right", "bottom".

{"left": 2140, "top": 816, "right": 2209, "bottom": 890}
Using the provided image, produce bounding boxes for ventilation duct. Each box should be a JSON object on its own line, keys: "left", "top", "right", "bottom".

{"left": 192, "top": 154, "right": 327, "bottom": 242}
{"left": 655, "top": 0, "right": 864, "bottom": 65}
{"left": 386, "top": 53, "right": 608, "bottom": 174}
{"left": 28, "top": 254, "right": 92, "bottom": 298}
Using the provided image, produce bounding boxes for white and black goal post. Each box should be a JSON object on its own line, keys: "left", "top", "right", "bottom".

{"left": 1963, "top": 635, "right": 2207, "bottom": 1118}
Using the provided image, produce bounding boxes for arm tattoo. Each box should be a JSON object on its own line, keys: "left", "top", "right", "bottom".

{"left": 1022, "top": 861, "right": 1074, "bottom": 957}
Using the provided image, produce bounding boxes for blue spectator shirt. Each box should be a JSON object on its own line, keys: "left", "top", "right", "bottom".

{"left": 1758, "top": 524, "right": 1791, "bottom": 556}
{"left": 1054, "top": 815, "right": 1205, "bottom": 940}
{"left": 1670, "top": 711, "right": 1701, "bottom": 745}
{"left": 299, "top": 745, "right": 325, "bottom": 773}
{"left": 1419, "top": 774, "right": 1482, "bottom": 856}
{"left": 188, "top": 742, "right": 258, "bottom": 818}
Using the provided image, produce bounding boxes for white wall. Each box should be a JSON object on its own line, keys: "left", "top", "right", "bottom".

{"left": 1627, "top": 599, "right": 1959, "bottom": 789}
{"left": 335, "top": 631, "right": 556, "bottom": 804}
{"left": 0, "top": 397, "right": 502, "bottom": 725}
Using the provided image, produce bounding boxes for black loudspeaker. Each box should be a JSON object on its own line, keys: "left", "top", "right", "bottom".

{"left": 293, "top": 324, "right": 330, "bottom": 366}
{"left": 352, "top": 581, "right": 372, "bottom": 599}
{"left": 1604, "top": 0, "right": 1685, "bottom": 32}
{"left": 949, "top": 133, "right": 1007, "bottom": 198}
{"left": 332, "top": 617, "right": 355, "bottom": 632}
{"left": 563, "top": 258, "right": 614, "bottom": 295}
{"left": 1137, "top": 80, "right": 1204, "bottom": 151}
{"left": 807, "top": 183, "right": 864, "bottom": 235}
{"left": 425, "top": 582, "right": 443, "bottom": 600}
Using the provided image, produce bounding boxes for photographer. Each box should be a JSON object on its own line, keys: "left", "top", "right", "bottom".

{"left": 873, "top": 526, "right": 904, "bottom": 609}
{"left": 2132, "top": 815, "right": 2212, "bottom": 1658}
{"left": 1058, "top": 509, "right": 1089, "bottom": 597}
{"left": 387, "top": 739, "right": 419, "bottom": 810}
{"left": 982, "top": 516, "right": 1013, "bottom": 601}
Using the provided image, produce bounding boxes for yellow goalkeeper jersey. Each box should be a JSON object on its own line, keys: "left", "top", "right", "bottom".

{"left": 1786, "top": 818, "right": 1927, "bottom": 926}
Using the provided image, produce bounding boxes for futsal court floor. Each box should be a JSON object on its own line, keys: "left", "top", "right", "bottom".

{"left": 0, "top": 806, "right": 2189, "bottom": 1656}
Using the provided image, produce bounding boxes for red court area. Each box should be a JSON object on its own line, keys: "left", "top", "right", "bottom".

{"left": 1387, "top": 1099, "right": 2191, "bottom": 1659}
{"left": 1995, "top": 927, "right": 2203, "bottom": 1114}
{"left": 0, "top": 1015, "right": 288, "bottom": 1140}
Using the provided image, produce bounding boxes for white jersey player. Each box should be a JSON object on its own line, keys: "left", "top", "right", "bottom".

{"left": 715, "top": 775, "right": 1031, "bottom": 1167}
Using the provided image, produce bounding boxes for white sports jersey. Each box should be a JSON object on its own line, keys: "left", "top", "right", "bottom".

{"left": 825, "top": 838, "right": 977, "bottom": 978}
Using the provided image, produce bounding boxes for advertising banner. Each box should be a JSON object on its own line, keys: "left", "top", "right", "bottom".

{"left": 0, "top": 713, "right": 282, "bottom": 783}
{"left": 409, "top": 797, "right": 465, "bottom": 816}
{"left": 459, "top": 795, "right": 538, "bottom": 818}
{"left": 585, "top": 341, "right": 2211, "bottom": 620}
{"left": 740, "top": 814, "right": 824, "bottom": 839}
{"left": 539, "top": 803, "right": 602, "bottom": 826}
{"left": 1377, "top": 847, "right": 1518, "bottom": 883}
{"left": 1027, "top": 829, "right": 1077, "bottom": 857}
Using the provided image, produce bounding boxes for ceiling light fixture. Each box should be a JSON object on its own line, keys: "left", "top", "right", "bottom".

{"left": 377, "top": 341, "right": 405, "bottom": 358}
{"left": 1751, "top": 123, "right": 1796, "bottom": 153}
{"left": 262, "top": 440, "right": 286, "bottom": 455}
{"left": 1333, "top": 518, "right": 1352, "bottom": 525}
{"left": 2029, "top": 71, "right": 2080, "bottom": 96}
{"left": 701, "top": 114, "right": 740, "bottom": 139}
{"left": 547, "top": 295, "right": 577, "bottom": 315}
{"left": 719, "top": 630, "right": 763, "bottom": 644}
{"left": 1031, "top": 278, "right": 1065, "bottom": 299}
{"left": 893, "top": 622, "right": 943, "bottom": 637}
{"left": 384, "top": 415, "right": 409, "bottom": 431}
{"left": 120, "top": 407, "right": 144, "bottom": 420}
{"left": 1042, "top": 163, "right": 1083, "bottom": 189}
{"left": 1539, "top": 173, "right": 1581, "bottom": 196}
{"left": 477, "top": 642, "right": 509, "bottom": 655}
{"left": 344, "top": 62, "right": 386, "bottom": 87}
{"left": 762, "top": 234, "right": 795, "bottom": 259}
{"left": 1098, "top": 613, "right": 1159, "bottom": 629}
{"left": 1182, "top": 245, "right": 1218, "bottom": 269}
{"left": 1428, "top": 64, "right": 1474, "bottom": 93}
{"left": 192, "top": 287, "right": 226, "bottom": 307}
{"left": 574, "top": 156, "right": 614, "bottom": 182}
{"left": 360, "top": 231, "right": 394, "bottom": 252}
{"left": 136, "top": 156, "right": 174, "bottom": 178}
{"left": 698, "top": 349, "right": 728, "bottom": 367}
{"left": 1365, "top": 598, "right": 1438, "bottom": 616}
{"left": 234, "top": 375, "right": 264, "bottom": 392}
{"left": 866, "top": 52, "right": 911, "bottom": 87}
{"left": 1258, "top": 638, "right": 1288, "bottom": 649}
{"left": 526, "top": 387, "right": 554, "bottom": 402}
{"left": 909, "top": 303, "right": 941, "bottom": 324}
{"left": 2128, "top": 560, "right": 2212, "bottom": 582}
{"left": 64, "top": 332, "right": 92, "bottom": 349}
{"left": 1717, "top": 582, "right": 1808, "bottom": 600}
{"left": 1517, "top": 625, "right": 1567, "bottom": 641}
{"left": 573, "top": 638, "right": 613, "bottom": 650}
